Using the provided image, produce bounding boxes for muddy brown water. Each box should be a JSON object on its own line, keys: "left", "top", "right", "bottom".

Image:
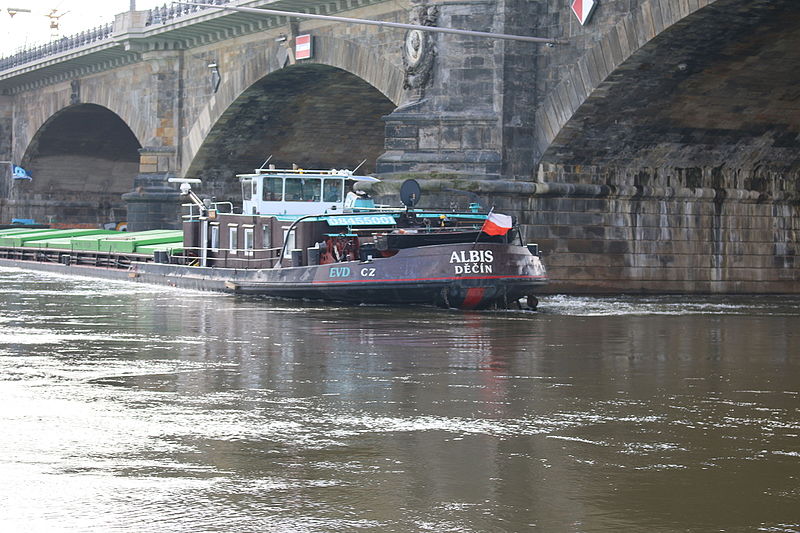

{"left": 1, "top": 267, "right": 798, "bottom": 532}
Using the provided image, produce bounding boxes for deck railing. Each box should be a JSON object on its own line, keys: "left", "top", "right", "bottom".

{"left": 175, "top": 246, "right": 283, "bottom": 269}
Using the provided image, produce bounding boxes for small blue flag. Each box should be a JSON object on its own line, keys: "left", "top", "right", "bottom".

{"left": 12, "top": 165, "right": 31, "bottom": 180}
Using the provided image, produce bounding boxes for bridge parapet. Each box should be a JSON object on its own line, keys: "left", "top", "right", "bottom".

{"left": 144, "top": 0, "right": 233, "bottom": 26}
{"left": 0, "top": 1, "right": 238, "bottom": 73}
{"left": 0, "top": 24, "right": 114, "bottom": 73}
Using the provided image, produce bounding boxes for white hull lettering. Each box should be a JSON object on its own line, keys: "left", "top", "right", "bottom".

{"left": 454, "top": 263, "right": 494, "bottom": 275}
{"left": 450, "top": 249, "right": 494, "bottom": 274}
{"left": 449, "top": 250, "right": 494, "bottom": 264}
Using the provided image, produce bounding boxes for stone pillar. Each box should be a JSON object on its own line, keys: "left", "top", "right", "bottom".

{"left": 377, "top": 1, "right": 505, "bottom": 179}
{"left": 0, "top": 95, "right": 13, "bottom": 218}
{"left": 0, "top": 96, "right": 11, "bottom": 161}
{"left": 123, "top": 50, "right": 183, "bottom": 231}
{"left": 122, "top": 147, "right": 181, "bottom": 231}
{"left": 379, "top": 108, "right": 503, "bottom": 179}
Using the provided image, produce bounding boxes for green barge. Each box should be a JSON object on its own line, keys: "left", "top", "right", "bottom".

{"left": 0, "top": 228, "right": 183, "bottom": 268}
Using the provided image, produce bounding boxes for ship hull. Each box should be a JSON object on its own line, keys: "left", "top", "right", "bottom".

{"left": 0, "top": 242, "right": 546, "bottom": 310}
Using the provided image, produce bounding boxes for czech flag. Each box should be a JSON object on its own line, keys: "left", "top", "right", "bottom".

{"left": 481, "top": 212, "right": 513, "bottom": 236}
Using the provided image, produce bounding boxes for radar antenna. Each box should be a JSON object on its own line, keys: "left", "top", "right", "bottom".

{"left": 257, "top": 155, "right": 273, "bottom": 170}
{"left": 400, "top": 179, "right": 422, "bottom": 208}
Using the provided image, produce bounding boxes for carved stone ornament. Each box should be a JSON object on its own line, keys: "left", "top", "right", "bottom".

{"left": 403, "top": 2, "right": 438, "bottom": 90}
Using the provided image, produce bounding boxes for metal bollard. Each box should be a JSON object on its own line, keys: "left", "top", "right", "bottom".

{"left": 153, "top": 250, "right": 170, "bottom": 264}
{"left": 291, "top": 249, "right": 303, "bottom": 267}
{"left": 307, "top": 247, "right": 320, "bottom": 266}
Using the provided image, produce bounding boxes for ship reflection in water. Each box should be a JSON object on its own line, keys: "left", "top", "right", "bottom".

{"left": 0, "top": 268, "right": 798, "bottom": 532}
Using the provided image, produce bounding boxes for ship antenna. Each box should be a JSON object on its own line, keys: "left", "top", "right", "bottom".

{"left": 257, "top": 155, "right": 273, "bottom": 170}
{"left": 352, "top": 159, "right": 367, "bottom": 174}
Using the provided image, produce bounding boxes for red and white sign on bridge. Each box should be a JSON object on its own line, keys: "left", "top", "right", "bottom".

{"left": 571, "top": 0, "right": 598, "bottom": 25}
{"left": 295, "top": 34, "right": 313, "bottom": 60}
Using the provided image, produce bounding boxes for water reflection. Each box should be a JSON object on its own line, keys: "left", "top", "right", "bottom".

{"left": 0, "top": 268, "right": 798, "bottom": 531}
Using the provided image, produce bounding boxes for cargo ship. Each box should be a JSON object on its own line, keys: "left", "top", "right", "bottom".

{"left": 0, "top": 168, "right": 547, "bottom": 309}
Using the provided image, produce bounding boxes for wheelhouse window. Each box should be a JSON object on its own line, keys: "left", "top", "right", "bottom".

{"left": 229, "top": 225, "right": 238, "bottom": 254}
{"left": 210, "top": 224, "right": 220, "bottom": 250}
{"left": 243, "top": 227, "right": 254, "bottom": 257}
{"left": 241, "top": 179, "right": 253, "bottom": 201}
{"left": 284, "top": 178, "right": 321, "bottom": 202}
{"left": 282, "top": 228, "right": 295, "bottom": 258}
{"left": 322, "top": 179, "right": 344, "bottom": 203}
{"left": 262, "top": 177, "right": 283, "bottom": 201}
{"left": 262, "top": 224, "right": 271, "bottom": 250}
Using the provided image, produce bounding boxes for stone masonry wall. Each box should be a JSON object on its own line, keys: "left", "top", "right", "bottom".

{"left": 526, "top": 196, "right": 798, "bottom": 294}
{"left": 523, "top": 164, "right": 799, "bottom": 293}
{"left": 378, "top": 0, "right": 506, "bottom": 178}
{"left": 371, "top": 164, "right": 799, "bottom": 294}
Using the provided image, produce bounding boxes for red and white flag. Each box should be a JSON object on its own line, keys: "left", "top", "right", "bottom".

{"left": 481, "top": 212, "right": 513, "bottom": 236}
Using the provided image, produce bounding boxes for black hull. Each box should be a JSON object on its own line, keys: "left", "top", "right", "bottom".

{"left": 0, "top": 243, "right": 546, "bottom": 309}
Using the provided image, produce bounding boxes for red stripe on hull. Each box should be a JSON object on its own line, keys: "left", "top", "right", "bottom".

{"left": 313, "top": 274, "right": 547, "bottom": 285}
{"left": 461, "top": 287, "right": 486, "bottom": 309}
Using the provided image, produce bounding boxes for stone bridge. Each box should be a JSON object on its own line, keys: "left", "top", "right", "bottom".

{"left": 0, "top": 0, "right": 797, "bottom": 292}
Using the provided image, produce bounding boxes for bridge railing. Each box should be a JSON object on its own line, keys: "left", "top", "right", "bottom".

{"left": 0, "top": 0, "right": 233, "bottom": 71}
{"left": 0, "top": 23, "right": 114, "bottom": 71}
{"left": 145, "top": 0, "right": 233, "bottom": 26}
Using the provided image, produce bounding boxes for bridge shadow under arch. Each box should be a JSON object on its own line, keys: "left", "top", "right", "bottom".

{"left": 21, "top": 103, "right": 141, "bottom": 226}
{"left": 538, "top": 0, "right": 800, "bottom": 184}
{"left": 186, "top": 64, "right": 395, "bottom": 201}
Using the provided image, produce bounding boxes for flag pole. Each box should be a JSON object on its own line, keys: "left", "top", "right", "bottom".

{"left": 472, "top": 207, "right": 494, "bottom": 249}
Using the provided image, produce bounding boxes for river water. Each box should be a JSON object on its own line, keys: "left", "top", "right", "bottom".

{"left": 1, "top": 267, "right": 798, "bottom": 532}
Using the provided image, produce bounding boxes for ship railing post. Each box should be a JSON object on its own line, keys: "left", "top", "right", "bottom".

{"left": 201, "top": 218, "right": 208, "bottom": 267}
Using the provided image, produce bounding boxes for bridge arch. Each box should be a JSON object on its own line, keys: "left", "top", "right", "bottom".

{"left": 182, "top": 36, "right": 404, "bottom": 182}
{"left": 13, "top": 76, "right": 152, "bottom": 168}
{"left": 535, "top": 0, "right": 800, "bottom": 179}
{"left": 183, "top": 60, "right": 398, "bottom": 200}
{"left": 19, "top": 103, "right": 141, "bottom": 225}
